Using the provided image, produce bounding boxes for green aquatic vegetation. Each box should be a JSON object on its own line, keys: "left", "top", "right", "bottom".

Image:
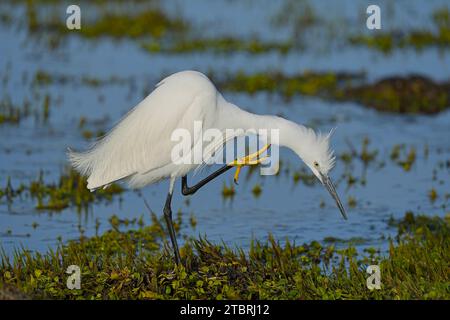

{"left": 79, "top": 10, "right": 187, "bottom": 39}
{"left": 344, "top": 137, "right": 378, "bottom": 168}
{"left": 108, "top": 215, "right": 140, "bottom": 231}
{"left": 42, "top": 94, "right": 50, "bottom": 122}
{"left": 32, "top": 70, "right": 130, "bottom": 87}
{"left": 33, "top": 70, "right": 53, "bottom": 86}
{"left": 347, "top": 196, "right": 357, "bottom": 208}
{"left": 0, "top": 12, "right": 13, "bottom": 25}
{"left": 0, "top": 97, "right": 30, "bottom": 125}
{"left": 0, "top": 177, "right": 26, "bottom": 202}
{"left": 189, "top": 214, "right": 197, "bottom": 229}
{"left": 0, "top": 212, "right": 448, "bottom": 299}
{"left": 391, "top": 146, "right": 416, "bottom": 172}
{"left": 20, "top": 1, "right": 294, "bottom": 56}
{"left": 349, "top": 8, "right": 450, "bottom": 53}
{"left": 81, "top": 129, "right": 105, "bottom": 140}
{"left": 349, "top": 33, "right": 394, "bottom": 54}
{"left": 390, "top": 144, "right": 404, "bottom": 161}
{"left": 360, "top": 137, "right": 378, "bottom": 166}
{"left": 319, "top": 199, "right": 325, "bottom": 208}
{"left": 0, "top": 169, "right": 124, "bottom": 211}
{"left": 350, "top": 29, "right": 450, "bottom": 53}
{"left": 271, "top": 0, "right": 318, "bottom": 40}
{"left": 29, "top": 169, "right": 124, "bottom": 211}
{"left": 142, "top": 37, "right": 293, "bottom": 55}
{"left": 23, "top": 0, "right": 187, "bottom": 40}
{"left": 251, "top": 184, "right": 262, "bottom": 198}
{"left": 433, "top": 7, "right": 450, "bottom": 28}
{"left": 343, "top": 172, "right": 358, "bottom": 189}
{"left": 390, "top": 211, "right": 449, "bottom": 239}
{"left": 323, "top": 236, "right": 368, "bottom": 245}
{"left": 292, "top": 168, "right": 317, "bottom": 186}
{"left": 25, "top": 0, "right": 38, "bottom": 33}
{"left": 339, "top": 152, "right": 353, "bottom": 166}
{"left": 221, "top": 182, "right": 235, "bottom": 198}
{"left": 218, "top": 71, "right": 447, "bottom": 114}
{"left": 0, "top": 93, "right": 54, "bottom": 124}
{"left": 343, "top": 75, "right": 449, "bottom": 114}
{"left": 218, "top": 71, "right": 355, "bottom": 100}
{"left": 428, "top": 188, "right": 438, "bottom": 202}
{"left": 32, "top": 71, "right": 66, "bottom": 86}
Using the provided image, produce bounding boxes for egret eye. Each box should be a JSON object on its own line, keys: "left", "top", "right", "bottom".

{"left": 313, "top": 161, "right": 319, "bottom": 168}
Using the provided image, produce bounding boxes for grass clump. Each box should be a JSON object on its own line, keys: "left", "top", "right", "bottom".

{"left": 0, "top": 212, "right": 448, "bottom": 299}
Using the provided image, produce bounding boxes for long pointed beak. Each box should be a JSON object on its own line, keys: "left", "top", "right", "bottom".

{"left": 320, "top": 173, "right": 348, "bottom": 220}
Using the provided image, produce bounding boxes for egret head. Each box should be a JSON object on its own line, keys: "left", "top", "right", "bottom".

{"left": 299, "top": 128, "right": 347, "bottom": 220}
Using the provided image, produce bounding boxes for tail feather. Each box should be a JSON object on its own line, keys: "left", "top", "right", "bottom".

{"left": 67, "top": 146, "right": 133, "bottom": 191}
{"left": 67, "top": 148, "right": 93, "bottom": 176}
{"left": 67, "top": 147, "right": 98, "bottom": 190}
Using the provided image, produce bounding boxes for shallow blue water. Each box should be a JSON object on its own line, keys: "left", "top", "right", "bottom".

{"left": 0, "top": 0, "right": 449, "bottom": 255}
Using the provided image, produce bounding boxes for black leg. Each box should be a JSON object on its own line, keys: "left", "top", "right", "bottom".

{"left": 182, "top": 164, "right": 233, "bottom": 196}
{"left": 163, "top": 192, "right": 181, "bottom": 265}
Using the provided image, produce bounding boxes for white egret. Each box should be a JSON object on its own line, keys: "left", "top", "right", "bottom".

{"left": 68, "top": 70, "right": 347, "bottom": 265}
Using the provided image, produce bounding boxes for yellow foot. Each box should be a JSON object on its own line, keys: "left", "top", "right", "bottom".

{"left": 228, "top": 144, "right": 271, "bottom": 184}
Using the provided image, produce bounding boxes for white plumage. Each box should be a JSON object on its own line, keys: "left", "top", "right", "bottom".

{"left": 69, "top": 70, "right": 336, "bottom": 192}
{"left": 69, "top": 70, "right": 347, "bottom": 264}
{"left": 69, "top": 71, "right": 216, "bottom": 190}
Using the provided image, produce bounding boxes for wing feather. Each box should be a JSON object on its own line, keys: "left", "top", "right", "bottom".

{"left": 68, "top": 71, "right": 217, "bottom": 190}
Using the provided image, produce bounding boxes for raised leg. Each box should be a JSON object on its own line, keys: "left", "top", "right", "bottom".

{"left": 163, "top": 191, "right": 181, "bottom": 265}
{"left": 181, "top": 144, "right": 271, "bottom": 195}
{"left": 181, "top": 164, "right": 233, "bottom": 196}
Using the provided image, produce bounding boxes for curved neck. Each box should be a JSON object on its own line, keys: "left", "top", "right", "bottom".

{"left": 217, "top": 100, "right": 312, "bottom": 157}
